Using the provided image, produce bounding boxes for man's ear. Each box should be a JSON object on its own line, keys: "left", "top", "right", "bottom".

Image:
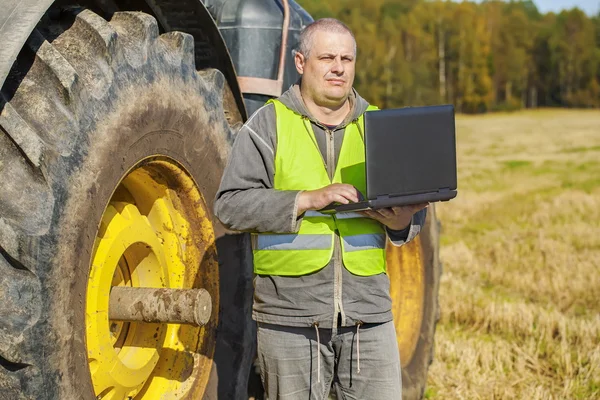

{"left": 294, "top": 51, "right": 305, "bottom": 75}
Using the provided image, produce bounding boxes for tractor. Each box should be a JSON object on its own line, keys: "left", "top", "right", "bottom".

{"left": 0, "top": 0, "right": 441, "bottom": 398}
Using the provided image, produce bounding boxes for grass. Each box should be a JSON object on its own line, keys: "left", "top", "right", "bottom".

{"left": 427, "top": 109, "right": 600, "bottom": 399}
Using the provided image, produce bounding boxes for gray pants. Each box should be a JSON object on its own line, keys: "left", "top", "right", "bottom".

{"left": 256, "top": 321, "right": 402, "bottom": 400}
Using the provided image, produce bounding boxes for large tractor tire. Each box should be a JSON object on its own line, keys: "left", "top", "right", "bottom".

{"left": 0, "top": 7, "right": 253, "bottom": 400}
{"left": 388, "top": 204, "right": 442, "bottom": 400}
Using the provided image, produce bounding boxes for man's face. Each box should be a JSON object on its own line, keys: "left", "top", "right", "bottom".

{"left": 295, "top": 30, "right": 356, "bottom": 107}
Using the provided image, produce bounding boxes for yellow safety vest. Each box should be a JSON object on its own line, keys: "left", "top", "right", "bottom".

{"left": 252, "top": 99, "right": 386, "bottom": 277}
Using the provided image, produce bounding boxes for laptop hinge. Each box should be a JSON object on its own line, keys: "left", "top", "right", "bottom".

{"left": 438, "top": 187, "right": 450, "bottom": 193}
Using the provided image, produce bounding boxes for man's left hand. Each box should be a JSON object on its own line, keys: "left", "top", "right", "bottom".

{"left": 360, "top": 203, "right": 429, "bottom": 231}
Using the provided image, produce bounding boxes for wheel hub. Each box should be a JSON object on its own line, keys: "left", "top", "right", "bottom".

{"left": 86, "top": 159, "right": 218, "bottom": 399}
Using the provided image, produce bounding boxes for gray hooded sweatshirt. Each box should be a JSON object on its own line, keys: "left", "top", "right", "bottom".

{"left": 214, "top": 83, "right": 426, "bottom": 328}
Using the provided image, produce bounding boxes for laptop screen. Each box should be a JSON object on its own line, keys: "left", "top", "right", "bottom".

{"left": 364, "top": 105, "right": 457, "bottom": 200}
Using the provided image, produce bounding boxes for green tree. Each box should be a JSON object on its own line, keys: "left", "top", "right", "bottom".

{"left": 447, "top": 2, "right": 494, "bottom": 112}
{"left": 549, "top": 9, "right": 599, "bottom": 106}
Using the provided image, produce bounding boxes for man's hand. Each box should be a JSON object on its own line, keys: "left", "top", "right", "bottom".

{"left": 361, "top": 203, "right": 429, "bottom": 231}
{"left": 297, "top": 183, "right": 359, "bottom": 214}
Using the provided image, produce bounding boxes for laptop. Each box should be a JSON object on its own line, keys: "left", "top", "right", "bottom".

{"left": 320, "top": 104, "right": 457, "bottom": 213}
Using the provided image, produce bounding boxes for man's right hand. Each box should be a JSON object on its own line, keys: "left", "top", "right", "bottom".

{"left": 297, "top": 183, "right": 360, "bottom": 215}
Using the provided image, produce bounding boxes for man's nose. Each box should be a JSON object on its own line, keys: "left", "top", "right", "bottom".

{"left": 331, "top": 57, "right": 344, "bottom": 74}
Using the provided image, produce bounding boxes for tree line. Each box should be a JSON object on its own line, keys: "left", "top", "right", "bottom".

{"left": 297, "top": 0, "right": 600, "bottom": 112}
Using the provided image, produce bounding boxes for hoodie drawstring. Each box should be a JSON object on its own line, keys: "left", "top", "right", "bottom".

{"left": 356, "top": 322, "right": 362, "bottom": 374}
{"left": 314, "top": 323, "right": 321, "bottom": 383}
{"left": 312, "top": 321, "right": 362, "bottom": 382}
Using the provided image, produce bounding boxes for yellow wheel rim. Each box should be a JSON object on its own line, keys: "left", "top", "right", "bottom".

{"left": 86, "top": 158, "right": 218, "bottom": 399}
{"left": 387, "top": 237, "right": 425, "bottom": 368}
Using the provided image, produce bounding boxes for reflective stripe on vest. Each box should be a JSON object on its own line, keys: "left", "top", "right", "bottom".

{"left": 305, "top": 210, "right": 332, "bottom": 218}
{"left": 252, "top": 99, "right": 386, "bottom": 277}
{"left": 343, "top": 233, "right": 386, "bottom": 252}
{"left": 256, "top": 234, "right": 333, "bottom": 251}
{"left": 334, "top": 212, "right": 365, "bottom": 220}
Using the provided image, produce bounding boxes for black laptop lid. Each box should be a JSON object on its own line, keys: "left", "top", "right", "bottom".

{"left": 364, "top": 105, "right": 457, "bottom": 200}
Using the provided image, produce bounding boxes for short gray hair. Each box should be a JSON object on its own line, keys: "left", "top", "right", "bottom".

{"left": 297, "top": 18, "right": 356, "bottom": 58}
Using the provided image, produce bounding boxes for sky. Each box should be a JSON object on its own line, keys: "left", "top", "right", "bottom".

{"left": 533, "top": 0, "right": 599, "bottom": 15}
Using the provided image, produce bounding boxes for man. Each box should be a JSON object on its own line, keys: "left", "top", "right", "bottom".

{"left": 215, "top": 18, "right": 428, "bottom": 400}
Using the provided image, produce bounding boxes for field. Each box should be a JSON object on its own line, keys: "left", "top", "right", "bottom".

{"left": 427, "top": 109, "right": 600, "bottom": 399}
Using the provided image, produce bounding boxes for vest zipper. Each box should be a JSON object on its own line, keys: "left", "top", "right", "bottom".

{"left": 326, "top": 128, "right": 334, "bottom": 179}
{"left": 326, "top": 127, "right": 345, "bottom": 328}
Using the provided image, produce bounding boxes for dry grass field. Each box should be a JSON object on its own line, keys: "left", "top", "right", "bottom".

{"left": 426, "top": 109, "right": 600, "bottom": 399}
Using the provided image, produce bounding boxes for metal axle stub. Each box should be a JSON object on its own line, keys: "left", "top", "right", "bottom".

{"left": 108, "top": 287, "right": 212, "bottom": 326}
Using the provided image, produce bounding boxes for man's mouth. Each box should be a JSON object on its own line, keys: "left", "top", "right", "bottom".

{"left": 327, "top": 79, "right": 345, "bottom": 85}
